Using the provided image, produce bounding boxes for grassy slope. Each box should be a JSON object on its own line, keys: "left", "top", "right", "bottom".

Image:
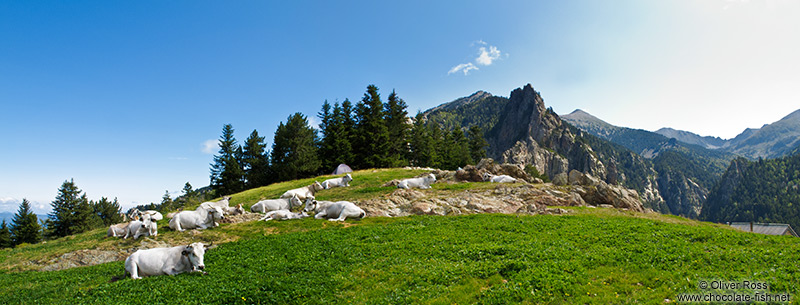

{"left": 1, "top": 169, "right": 798, "bottom": 304}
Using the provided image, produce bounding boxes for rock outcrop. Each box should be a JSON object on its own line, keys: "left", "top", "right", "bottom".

{"left": 487, "top": 84, "right": 608, "bottom": 181}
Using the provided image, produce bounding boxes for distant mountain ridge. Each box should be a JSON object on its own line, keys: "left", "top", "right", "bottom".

{"left": 654, "top": 109, "right": 800, "bottom": 159}
{"left": 654, "top": 127, "right": 726, "bottom": 150}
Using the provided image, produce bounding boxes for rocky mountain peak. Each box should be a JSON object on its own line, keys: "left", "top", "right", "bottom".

{"left": 427, "top": 90, "right": 493, "bottom": 113}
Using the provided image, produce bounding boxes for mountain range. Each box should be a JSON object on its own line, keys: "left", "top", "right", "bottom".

{"left": 424, "top": 84, "right": 800, "bottom": 226}
{"left": 652, "top": 110, "right": 800, "bottom": 159}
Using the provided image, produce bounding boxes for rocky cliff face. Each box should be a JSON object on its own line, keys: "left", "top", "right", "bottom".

{"left": 487, "top": 84, "right": 607, "bottom": 180}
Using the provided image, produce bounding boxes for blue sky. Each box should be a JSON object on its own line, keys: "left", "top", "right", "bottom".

{"left": 2, "top": 0, "right": 799, "bottom": 213}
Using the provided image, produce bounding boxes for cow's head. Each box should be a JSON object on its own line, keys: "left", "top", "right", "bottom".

{"left": 303, "top": 198, "right": 318, "bottom": 213}
{"left": 344, "top": 174, "right": 353, "bottom": 182}
{"left": 311, "top": 181, "right": 324, "bottom": 192}
{"left": 209, "top": 206, "right": 224, "bottom": 220}
{"left": 289, "top": 194, "right": 303, "bottom": 207}
{"left": 481, "top": 172, "right": 492, "bottom": 181}
{"left": 428, "top": 173, "right": 437, "bottom": 182}
{"left": 181, "top": 242, "right": 210, "bottom": 271}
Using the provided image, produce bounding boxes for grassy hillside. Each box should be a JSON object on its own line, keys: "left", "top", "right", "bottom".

{"left": 1, "top": 169, "right": 798, "bottom": 304}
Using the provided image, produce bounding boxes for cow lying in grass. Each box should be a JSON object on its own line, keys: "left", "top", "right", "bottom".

{"left": 482, "top": 173, "right": 517, "bottom": 183}
{"left": 126, "top": 213, "right": 158, "bottom": 239}
{"left": 250, "top": 195, "right": 302, "bottom": 213}
{"left": 321, "top": 174, "right": 353, "bottom": 189}
{"left": 280, "top": 181, "right": 324, "bottom": 201}
{"left": 260, "top": 210, "right": 309, "bottom": 221}
{"left": 303, "top": 198, "right": 366, "bottom": 221}
{"left": 168, "top": 206, "right": 224, "bottom": 232}
{"left": 122, "top": 242, "right": 210, "bottom": 280}
{"left": 142, "top": 210, "right": 163, "bottom": 221}
{"left": 107, "top": 222, "right": 129, "bottom": 238}
{"left": 397, "top": 173, "right": 436, "bottom": 189}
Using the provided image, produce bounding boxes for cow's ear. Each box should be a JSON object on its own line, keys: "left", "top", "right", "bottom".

{"left": 182, "top": 246, "right": 192, "bottom": 256}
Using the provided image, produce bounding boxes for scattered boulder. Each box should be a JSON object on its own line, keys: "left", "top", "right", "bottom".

{"left": 455, "top": 158, "right": 534, "bottom": 183}
{"left": 552, "top": 173, "right": 568, "bottom": 186}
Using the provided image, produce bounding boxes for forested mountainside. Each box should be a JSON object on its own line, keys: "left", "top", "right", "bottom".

{"left": 700, "top": 153, "right": 800, "bottom": 230}
{"left": 562, "top": 110, "right": 738, "bottom": 218}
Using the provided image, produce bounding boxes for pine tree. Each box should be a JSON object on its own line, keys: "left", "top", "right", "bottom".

{"left": 242, "top": 129, "right": 271, "bottom": 188}
{"left": 92, "top": 197, "right": 122, "bottom": 226}
{"left": 47, "top": 179, "right": 93, "bottom": 238}
{"left": 409, "top": 112, "right": 436, "bottom": 167}
{"left": 210, "top": 124, "right": 245, "bottom": 196}
{"left": 318, "top": 100, "right": 357, "bottom": 171}
{"left": 428, "top": 121, "right": 445, "bottom": 168}
{"left": 10, "top": 198, "right": 42, "bottom": 245}
{"left": 353, "top": 85, "right": 390, "bottom": 169}
{"left": 445, "top": 128, "right": 471, "bottom": 170}
{"left": 317, "top": 100, "right": 336, "bottom": 171}
{"left": 271, "top": 113, "right": 321, "bottom": 182}
{"left": 0, "top": 220, "right": 12, "bottom": 248}
{"left": 160, "top": 191, "right": 174, "bottom": 212}
{"left": 331, "top": 100, "right": 355, "bottom": 167}
{"left": 384, "top": 90, "right": 411, "bottom": 167}
{"left": 467, "top": 125, "right": 488, "bottom": 164}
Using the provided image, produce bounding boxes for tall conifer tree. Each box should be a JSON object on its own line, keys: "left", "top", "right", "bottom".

{"left": 0, "top": 220, "right": 13, "bottom": 248}
{"left": 353, "top": 85, "right": 390, "bottom": 169}
{"left": 47, "top": 180, "right": 92, "bottom": 238}
{"left": 10, "top": 198, "right": 41, "bottom": 245}
{"left": 467, "top": 125, "right": 488, "bottom": 164}
{"left": 271, "top": 113, "right": 321, "bottom": 182}
{"left": 384, "top": 90, "right": 411, "bottom": 167}
{"left": 409, "top": 112, "right": 435, "bottom": 167}
{"left": 92, "top": 197, "right": 122, "bottom": 227}
{"left": 210, "top": 124, "right": 245, "bottom": 196}
{"left": 242, "top": 129, "right": 271, "bottom": 188}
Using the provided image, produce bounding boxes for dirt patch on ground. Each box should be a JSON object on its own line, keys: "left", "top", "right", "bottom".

{"left": 40, "top": 249, "right": 128, "bottom": 272}
{"left": 219, "top": 211, "right": 264, "bottom": 223}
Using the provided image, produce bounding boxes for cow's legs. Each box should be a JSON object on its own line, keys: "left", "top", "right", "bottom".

{"left": 129, "top": 263, "right": 141, "bottom": 279}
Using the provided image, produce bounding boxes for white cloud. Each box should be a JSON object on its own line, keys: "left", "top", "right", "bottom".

{"left": 448, "top": 63, "right": 479, "bottom": 75}
{"left": 448, "top": 41, "right": 505, "bottom": 76}
{"left": 0, "top": 197, "right": 20, "bottom": 213}
{"left": 201, "top": 139, "right": 218, "bottom": 154}
{"left": 476, "top": 45, "right": 502, "bottom": 66}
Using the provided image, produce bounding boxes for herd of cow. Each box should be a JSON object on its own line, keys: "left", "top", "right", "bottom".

{"left": 113, "top": 171, "right": 517, "bottom": 280}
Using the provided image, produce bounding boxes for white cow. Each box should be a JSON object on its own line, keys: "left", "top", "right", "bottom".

{"left": 169, "top": 206, "right": 224, "bottom": 232}
{"left": 397, "top": 173, "right": 436, "bottom": 189}
{"left": 280, "top": 181, "right": 324, "bottom": 201}
{"left": 199, "top": 196, "right": 231, "bottom": 211}
{"left": 107, "top": 222, "right": 129, "bottom": 238}
{"left": 260, "top": 210, "right": 309, "bottom": 221}
{"left": 123, "top": 242, "right": 209, "bottom": 279}
{"left": 303, "top": 198, "right": 366, "bottom": 222}
{"left": 482, "top": 173, "right": 517, "bottom": 183}
{"left": 250, "top": 195, "right": 303, "bottom": 213}
{"left": 223, "top": 204, "right": 245, "bottom": 215}
{"left": 321, "top": 174, "right": 353, "bottom": 189}
{"left": 142, "top": 210, "right": 163, "bottom": 221}
{"left": 125, "top": 214, "right": 158, "bottom": 239}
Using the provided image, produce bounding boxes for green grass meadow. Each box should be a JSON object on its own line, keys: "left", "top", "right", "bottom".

{"left": 1, "top": 169, "right": 798, "bottom": 304}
